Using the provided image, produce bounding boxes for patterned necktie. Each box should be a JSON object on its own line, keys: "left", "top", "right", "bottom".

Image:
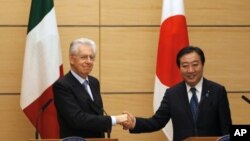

{"left": 82, "top": 80, "right": 94, "bottom": 101}
{"left": 190, "top": 87, "right": 198, "bottom": 122}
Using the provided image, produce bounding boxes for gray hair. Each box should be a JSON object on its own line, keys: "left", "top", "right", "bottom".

{"left": 69, "top": 38, "right": 97, "bottom": 55}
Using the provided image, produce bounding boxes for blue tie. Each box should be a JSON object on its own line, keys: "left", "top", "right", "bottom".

{"left": 190, "top": 87, "right": 198, "bottom": 122}
{"left": 83, "top": 80, "right": 94, "bottom": 101}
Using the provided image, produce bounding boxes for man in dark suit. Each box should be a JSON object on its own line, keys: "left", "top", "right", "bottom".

{"left": 53, "top": 38, "right": 127, "bottom": 138}
{"left": 122, "top": 46, "right": 232, "bottom": 141}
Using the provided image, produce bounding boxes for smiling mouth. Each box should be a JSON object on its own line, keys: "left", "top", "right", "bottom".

{"left": 187, "top": 74, "right": 195, "bottom": 79}
{"left": 84, "top": 66, "right": 93, "bottom": 70}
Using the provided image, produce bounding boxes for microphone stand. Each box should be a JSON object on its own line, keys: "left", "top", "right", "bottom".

{"left": 103, "top": 110, "right": 111, "bottom": 138}
{"left": 88, "top": 100, "right": 111, "bottom": 138}
{"left": 35, "top": 99, "right": 53, "bottom": 139}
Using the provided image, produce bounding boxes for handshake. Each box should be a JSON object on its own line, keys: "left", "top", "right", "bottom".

{"left": 114, "top": 111, "right": 136, "bottom": 130}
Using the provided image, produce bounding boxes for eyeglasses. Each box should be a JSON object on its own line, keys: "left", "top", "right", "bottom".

{"left": 73, "top": 55, "right": 95, "bottom": 61}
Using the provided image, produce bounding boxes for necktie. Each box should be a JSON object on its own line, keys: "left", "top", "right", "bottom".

{"left": 190, "top": 87, "right": 198, "bottom": 122}
{"left": 82, "top": 80, "right": 94, "bottom": 101}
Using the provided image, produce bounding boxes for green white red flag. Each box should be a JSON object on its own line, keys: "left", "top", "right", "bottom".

{"left": 20, "top": 0, "right": 63, "bottom": 138}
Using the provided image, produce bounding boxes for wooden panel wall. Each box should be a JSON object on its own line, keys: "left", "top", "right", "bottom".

{"left": 101, "top": 27, "right": 158, "bottom": 92}
{"left": 0, "top": 0, "right": 250, "bottom": 141}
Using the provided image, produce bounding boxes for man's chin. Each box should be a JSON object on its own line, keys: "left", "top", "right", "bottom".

{"left": 186, "top": 80, "right": 197, "bottom": 86}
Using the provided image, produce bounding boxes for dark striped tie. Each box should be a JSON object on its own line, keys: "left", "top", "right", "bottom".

{"left": 190, "top": 87, "right": 198, "bottom": 122}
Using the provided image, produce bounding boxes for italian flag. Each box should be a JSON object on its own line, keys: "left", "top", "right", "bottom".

{"left": 153, "top": 0, "right": 189, "bottom": 140}
{"left": 20, "top": 0, "right": 63, "bottom": 138}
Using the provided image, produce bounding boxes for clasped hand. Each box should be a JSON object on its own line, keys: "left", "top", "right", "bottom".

{"left": 115, "top": 111, "right": 135, "bottom": 130}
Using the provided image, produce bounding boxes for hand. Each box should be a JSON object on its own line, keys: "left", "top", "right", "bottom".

{"left": 120, "top": 111, "right": 135, "bottom": 130}
{"left": 114, "top": 114, "right": 128, "bottom": 124}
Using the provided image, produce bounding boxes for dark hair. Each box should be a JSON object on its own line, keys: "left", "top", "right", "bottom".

{"left": 176, "top": 45, "right": 205, "bottom": 68}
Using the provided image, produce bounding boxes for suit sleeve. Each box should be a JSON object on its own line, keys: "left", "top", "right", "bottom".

{"left": 53, "top": 80, "right": 112, "bottom": 132}
{"left": 130, "top": 90, "right": 171, "bottom": 133}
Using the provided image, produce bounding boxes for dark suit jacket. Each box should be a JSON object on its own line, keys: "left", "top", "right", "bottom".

{"left": 130, "top": 78, "right": 232, "bottom": 141}
{"left": 53, "top": 71, "right": 112, "bottom": 138}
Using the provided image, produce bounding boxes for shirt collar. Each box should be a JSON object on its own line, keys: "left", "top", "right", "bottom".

{"left": 71, "top": 70, "right": 88, "bottom": 84}
{"left": 186, "top": 77, "right": 203, "bottom": 93}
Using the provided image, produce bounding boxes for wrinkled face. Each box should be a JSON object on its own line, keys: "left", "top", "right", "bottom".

{"left": 70, "top": 44, "right": 95, "bottom": 78}
{"left": 179, "top": 52, "right": 204, "bottom": 87}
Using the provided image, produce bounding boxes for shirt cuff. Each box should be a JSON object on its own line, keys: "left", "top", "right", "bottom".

{"left": 111, "top": 116, "right": 116, "bottom": 125}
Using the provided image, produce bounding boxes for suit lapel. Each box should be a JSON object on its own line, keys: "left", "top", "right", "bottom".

{"left": 178, "top": 82, "right": 194, "bottom": 123}
{"left": 197, "top": 78, "right": 212, "bottom": 122}
{"left": 87, "top": 77, "right": 104, "bottom": 115}
{"left": 68, "top": 72, "right": 102, "bottom": 114}
{"left": 199, "top": 78, "right": 211, "bottom": 106}
{"left": 88, "top": 77, "right": 103, "bottom": 108}
{"left": 68, "top": 72, "right": 91, "bottom": 100}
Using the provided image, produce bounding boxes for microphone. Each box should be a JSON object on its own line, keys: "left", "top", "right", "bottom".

{"left": 35, "top": 98, "right": 53, "bottom": 139}
{"left": 241, "top": 95, "right": 250, "bottom": 104}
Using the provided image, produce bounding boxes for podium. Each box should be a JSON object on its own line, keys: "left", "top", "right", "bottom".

{"left": 183, "top": 137, "right": 219, "bottom": 141}
{"left": 29, "top": 138, "right": 118, "bottom": 141}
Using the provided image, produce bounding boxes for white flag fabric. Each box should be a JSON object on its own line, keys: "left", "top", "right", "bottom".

{"left": 20, "top": 0, "right": 63, "bottom": 138}
{"left": 153, "top": 0, "right": 189, "bottom": 140}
